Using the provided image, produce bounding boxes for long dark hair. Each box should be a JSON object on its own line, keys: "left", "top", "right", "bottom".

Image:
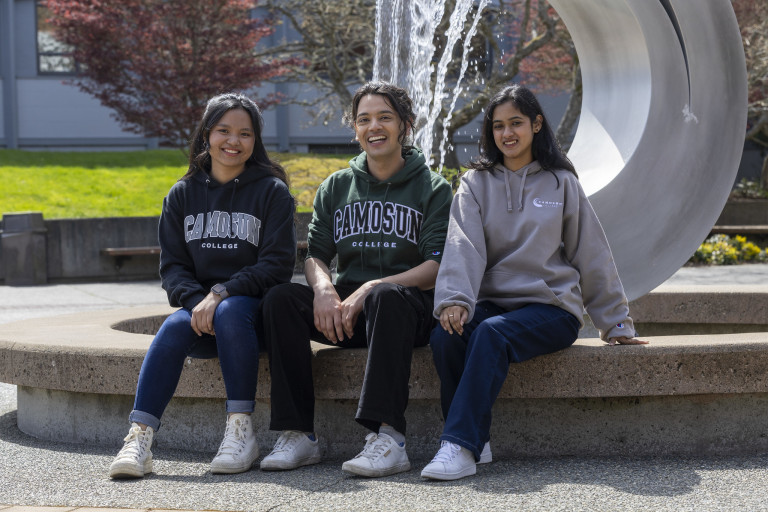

{"left": 183, "top": 92, "right": 289, "bottom": 186}
{"left": 343, "top": 81, "right": 416, "bottom": 157}
{"left": 469, "top": 84, "right": 577, "bottom": 180}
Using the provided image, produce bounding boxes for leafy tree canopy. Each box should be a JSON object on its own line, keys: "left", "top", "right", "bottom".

{"left": 46, "top": 0, "right": 298, "bottom": 146}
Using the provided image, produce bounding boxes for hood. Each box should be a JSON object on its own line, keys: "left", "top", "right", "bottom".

{"left": 190, "top": 163, "right": 275, "bottom": 188}
{"left": 495, "top": 160, "right": 543, "bottom": 212}
{"left": 348, "top": 146, "right": 428, "bottom": 185}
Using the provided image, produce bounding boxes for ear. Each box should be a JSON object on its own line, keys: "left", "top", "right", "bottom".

{"left": 402, "top": 121, "right": 412, "bottom": 142}
{"left": 533, "top": 115, "right": 543, "bottom": 133}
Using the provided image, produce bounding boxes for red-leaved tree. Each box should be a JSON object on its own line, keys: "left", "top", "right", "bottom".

{"left": 45, "top": 0, "right": 298, "bottom": 146}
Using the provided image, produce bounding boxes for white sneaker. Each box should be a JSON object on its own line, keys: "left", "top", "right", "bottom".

{"left": 210, "top": 413, "right": 259, "bottom": 474}
{"left": 260, "top": 430, "right": 321, "bottom": 471}
{"left": 421, "top": 441, "right": 476, "bottom": 481}
{"left": 479, "top": 441, "right": 492, "bottom": 464}
{"left": 109, "top": 423, "right": 154, "bottom": 478}
{"left": 341, "top": 432, "right": 411, "bottom": 477}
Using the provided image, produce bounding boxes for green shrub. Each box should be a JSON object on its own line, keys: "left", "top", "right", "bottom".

{"left": 730, "top": 179, "right": 768, "bottom": 199}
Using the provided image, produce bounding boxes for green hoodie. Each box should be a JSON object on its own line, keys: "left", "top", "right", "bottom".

{"left": 306, "top": 147, "right": 452, "bottom": 286}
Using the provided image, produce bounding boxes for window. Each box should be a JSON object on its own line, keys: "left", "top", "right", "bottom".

{"left": 36, "top": 2, "right": 78, "bottom": 74}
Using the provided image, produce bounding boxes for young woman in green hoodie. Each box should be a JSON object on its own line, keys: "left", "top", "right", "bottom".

{"left": 421, "top": 84, "right": 647, "bottom": 481}
{"left": 259, "top": 82, "right": 452, "bottom": 477}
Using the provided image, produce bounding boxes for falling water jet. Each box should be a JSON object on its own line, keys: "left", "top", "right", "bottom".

{"left": 373, "top": 0, "right": 489, "bottom": 173}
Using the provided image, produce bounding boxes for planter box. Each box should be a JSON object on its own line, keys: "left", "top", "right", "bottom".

{"left": 716, "top": 198, "right": 768, "bottom": 226}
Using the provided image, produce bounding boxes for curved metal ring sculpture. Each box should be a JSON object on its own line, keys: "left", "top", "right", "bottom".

{"left": 549, "top": 0, "right": 747, "bottom": 300}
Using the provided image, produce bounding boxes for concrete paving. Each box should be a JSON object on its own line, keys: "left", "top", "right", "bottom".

{"left": 2, "top": 266, "right": 768, "bottom": 511}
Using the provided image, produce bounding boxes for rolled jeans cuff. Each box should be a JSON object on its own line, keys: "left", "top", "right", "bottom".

{"left": 226, "top": 399, "right": 255, "bottom": 414}
{"left": 129, "top": 409, "right": 161, "bottom": 432}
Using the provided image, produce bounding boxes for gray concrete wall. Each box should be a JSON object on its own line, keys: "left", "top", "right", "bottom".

{"left": 19, "top": 386, "right": 768, "bottom": 458}
{"left": 0, "top": 212, "right": 313, "bottom": 284}
{"left": 44, "top": 216, "right": 161, "bottom": 282}
{"left": 716, "top": 199, "right": 768, "bottom": 225}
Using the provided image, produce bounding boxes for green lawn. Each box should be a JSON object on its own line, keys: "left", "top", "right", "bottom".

{"left": 0, "top": 149, "right": 353, "bottom": 218}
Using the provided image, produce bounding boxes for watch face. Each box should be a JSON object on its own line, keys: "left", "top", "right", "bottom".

{"left": 212, "top": 284, "right": 225, "bottom": 294}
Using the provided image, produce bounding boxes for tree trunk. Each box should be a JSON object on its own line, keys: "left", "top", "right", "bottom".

{"left": 555, "top": 62, "right": 582, "bottom": 151}
{"left": 429, "top": 118, "right": 463, "bottom": 172}
{"left": 441, "top": 143, "right": 462, "bottom": 172}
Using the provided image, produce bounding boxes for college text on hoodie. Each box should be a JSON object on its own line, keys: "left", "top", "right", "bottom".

{"left": 433, "top": 161, "right": 635, "bottom": 341}
{"left": 159, "top": 164, "right": 297, "bottom": 310}
{"left": 306, "top": 147, "right": 452, "bottom": 286}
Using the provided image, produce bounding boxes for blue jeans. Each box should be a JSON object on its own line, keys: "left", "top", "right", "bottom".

{"left": 130, "top": 295, "right": 262, "bottom": 431}
{"left": 429, "top": 301, "right": 580, "bottom": 460}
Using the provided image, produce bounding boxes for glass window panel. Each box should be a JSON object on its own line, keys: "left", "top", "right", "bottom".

{"left": 36, "top": 3, "right": 76, "bottom": 74}
{"left": 39, "top": 54, "right": 75, "bottom": 73}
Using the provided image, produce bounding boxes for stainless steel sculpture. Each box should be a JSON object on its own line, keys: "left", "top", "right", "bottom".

{"left": 375, "top": 0, "right": 747, "bottom": 300}
{"left": 549, "top": 0, "right": 747, "bottom": 299}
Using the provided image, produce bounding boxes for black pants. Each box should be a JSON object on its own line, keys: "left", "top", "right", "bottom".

{"left": 260, "top": 281, "right": 435, "bottom": 435}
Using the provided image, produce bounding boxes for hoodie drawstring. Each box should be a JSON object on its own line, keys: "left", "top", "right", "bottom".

{"left": 504, "top": 170, "right": 514, "bottom": 211}
{"left": 518, "top": 167, "right": 529, "bottom": 212}
{"left": 359, "top": 180, "right": 370, "bottom": 272}
{"left": 204, "top": 178, "right": 211, "bottom": 235}
{"left": 229, "top": 179, "right": 239, "bottom": 237}
{"left": 379, "top": 183, "right": 391, "bottom": 278}
{"left": 503, "top": 165, "right": 531, "bottom": 212}
{"left": 203, "top": 177, "right": 241, "bottom": 240}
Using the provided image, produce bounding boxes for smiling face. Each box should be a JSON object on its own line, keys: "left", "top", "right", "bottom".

{"left": 492, "top": 100, "right": 542, "bottom": 171}
{"left": 353, "top": 94, "right": 405, "bottom": 164}
{"left": 207, "top": 108, "right": 255, "bottom": 182}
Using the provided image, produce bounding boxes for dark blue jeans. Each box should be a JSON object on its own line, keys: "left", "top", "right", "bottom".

{"left": 429, "top": 301, "right": 580, "bottom": 460}
{"left": 130, "top": 295, "right": 262, "bottom": 431}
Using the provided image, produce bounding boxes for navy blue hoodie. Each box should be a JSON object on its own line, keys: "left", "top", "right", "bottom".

{"left": 158, "top": 164, "right": 296, "bottom": 310}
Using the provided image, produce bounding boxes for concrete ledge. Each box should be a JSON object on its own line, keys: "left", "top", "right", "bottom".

{"left": 3, "top": 290, "right": 768, "bottom": 458}
{"left": 629, "top": 287, "right": 768, "bottom": 335}
{"left": 4, "top": 305, "right": 768, "bottom": 399}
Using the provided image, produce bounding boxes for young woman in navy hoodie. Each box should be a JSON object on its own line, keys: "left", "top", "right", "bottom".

{"left": 421, "top": 84, "right": 647, "bottom": 481}
{"left": 109, "top": 93, "right": 296, "bottom": 478}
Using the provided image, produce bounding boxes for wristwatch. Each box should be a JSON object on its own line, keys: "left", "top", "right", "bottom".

{"left": 211, "top": 283, "right": 229, "bottom": 299}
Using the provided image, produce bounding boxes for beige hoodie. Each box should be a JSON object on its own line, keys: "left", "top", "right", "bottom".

{"left": 433, "top": 161, "right": 635, "bottom": 341}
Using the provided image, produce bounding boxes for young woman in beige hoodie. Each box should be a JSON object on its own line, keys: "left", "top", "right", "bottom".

{"left": 421, "top": 84, "right": 647, "bottom": 481}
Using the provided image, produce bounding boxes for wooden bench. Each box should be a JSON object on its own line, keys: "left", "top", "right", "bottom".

{"left": 101, "top": 241, "right": 309, "bottom": 271}
{"left": 710, "top": 225, "right": 768, "bottom": 236}
{"left": 100, "top": 246, "right": 161, "bottom": 270}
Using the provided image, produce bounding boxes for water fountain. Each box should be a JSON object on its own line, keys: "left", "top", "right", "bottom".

{"left": 0, "top": 0, "right": 761, "bottom": 463}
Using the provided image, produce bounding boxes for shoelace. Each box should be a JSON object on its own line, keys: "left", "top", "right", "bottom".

{"left": 271, "top": 431, "right": 302, "bottom": 454}
{"left": 216, "top": 417, "right": 246, "bottom": 456}
{"left": 357, "top": 433, "right": 391, "bottom": 461}
{"left": 431, "top": 441, "right": 461, "bottom": 464}
{"left": 116, "top": 426, "right": 147, "bottom": 459}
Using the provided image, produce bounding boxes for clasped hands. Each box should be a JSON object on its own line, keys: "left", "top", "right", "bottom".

{"left": 313, "top": 280, "right": 381, "bottom": 343}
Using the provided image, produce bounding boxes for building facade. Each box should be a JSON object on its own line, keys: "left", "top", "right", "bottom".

{"left": 0, "top": 0, "right": 388, "bottom": 152}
